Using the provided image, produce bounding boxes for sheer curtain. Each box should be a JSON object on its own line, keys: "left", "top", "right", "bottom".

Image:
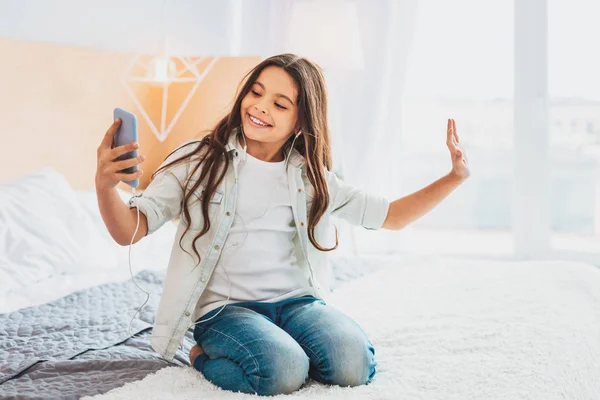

{"left": 234, "top": 0, "right": 419, "bottom": 255}
{"left": 329, "top": 0, "right": 418, "bottom": 199}
{"left": 320, "top": 0, "right": 419, "bottom": 256}
{"left": 234, "top": 0, "right": 418, "bottom": 191}
{"left": 210, "top": 0, "right": 600, "bottom": 264}
{"left": 355, "top": 0, "right": 599, "bottom": 265}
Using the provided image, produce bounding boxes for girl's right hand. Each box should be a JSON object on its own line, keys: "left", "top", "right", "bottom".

{"left": 95, "top": 118, "right": 146, "bottom": 191}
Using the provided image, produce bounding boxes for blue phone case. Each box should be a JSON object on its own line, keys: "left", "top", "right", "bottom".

{"left": 113, "top": 108, "right": 139, "bottom": 189}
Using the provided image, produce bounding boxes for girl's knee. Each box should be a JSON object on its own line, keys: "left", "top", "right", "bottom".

{"left": 317, "top": 337, "right": 377, "bottom": 387}
{"left": 255, "top": 343, "right": 310, "bottom": 396}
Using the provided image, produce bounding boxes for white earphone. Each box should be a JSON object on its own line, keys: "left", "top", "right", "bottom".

{"left": 241, "top": 130, "right": 248, "bottom": 162}
{"left": 285, "top": 131, "right": 302, "bottom": 167}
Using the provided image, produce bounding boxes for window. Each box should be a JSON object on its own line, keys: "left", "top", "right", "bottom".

{"left": 549, "top": 0, "right": 600, "bottom": 263}
{"left": 393, "top": 0, "right": 515, "bottom": 257}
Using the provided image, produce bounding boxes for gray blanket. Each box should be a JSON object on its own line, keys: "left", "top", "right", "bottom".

{"left": 0, "top": 256, "right": 381, "bottom": 399}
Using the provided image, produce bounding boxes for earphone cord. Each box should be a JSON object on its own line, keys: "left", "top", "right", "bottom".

{"left": 126, "top": 183, "right": 235, "bottom": 341}
{"left": 127, "top": 186, "right": 150, "bottom": 339}
{"left": 125, "top": 183, "right": 237, "bottom": 341}
{"left": 126, "top": 130, "right": 303, "bottom": 346}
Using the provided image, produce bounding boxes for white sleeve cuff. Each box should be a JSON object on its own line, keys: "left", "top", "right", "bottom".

{"left": 127, "top": 195, "right": 164, "bottom": 235}
{"left": 362, "top": 194, "right": 390, "bottom": 230}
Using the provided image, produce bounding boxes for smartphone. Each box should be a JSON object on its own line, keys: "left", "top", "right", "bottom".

{"left": 113, "top": 108, "right": 139, "bottom": 189}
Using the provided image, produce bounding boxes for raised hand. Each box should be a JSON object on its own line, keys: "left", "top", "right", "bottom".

{"left": 446, "top": 118, "right": 470, "bottom": 182}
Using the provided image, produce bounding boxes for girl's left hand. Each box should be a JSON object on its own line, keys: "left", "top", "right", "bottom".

{"left": 446, "top": 118, "right": 470, "bottom": 182}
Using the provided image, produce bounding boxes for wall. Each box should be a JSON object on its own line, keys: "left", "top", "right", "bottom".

{"left": 0, "top": 37, "right": 260, "bottom": 190}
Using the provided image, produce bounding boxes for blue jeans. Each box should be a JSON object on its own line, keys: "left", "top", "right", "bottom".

{"left": 192, "top": 295, "right": 377, "bottom": 396}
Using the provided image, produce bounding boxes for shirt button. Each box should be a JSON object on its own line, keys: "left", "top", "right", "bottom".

{"left": 226, "top": 211, "right": 231, "bottom": 216}
{"left": 214, "top": 244, "right": 220, "bottom": 250}
{"left": 300, "top": 222, "right": 305, "bottom": 226}
{"left": 200, "top": 277, "right": 206, "bottom": 282}
{"left": 297, "top": 188, "right": 302, "bottom": 192}
{"left": 185, "top": 311, "right": 190, "bottom": 316}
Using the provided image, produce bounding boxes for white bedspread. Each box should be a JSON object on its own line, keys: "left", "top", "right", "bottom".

{"left": 83, "top": 255, "right": 600, "bottom": 400}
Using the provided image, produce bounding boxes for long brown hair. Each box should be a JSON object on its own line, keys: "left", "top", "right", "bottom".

{"left": 151, "top": 53, "right": 338, "bottom": 266}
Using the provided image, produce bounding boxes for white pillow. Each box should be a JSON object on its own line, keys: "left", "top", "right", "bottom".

{"left": 74, "top": 187, "right": 136, "bottom": 243}
{"left": 76, "top": 186, "right": 177, "bottom": 273}
{"left": 0, "top": 168, "right": 117, "bottom": 292}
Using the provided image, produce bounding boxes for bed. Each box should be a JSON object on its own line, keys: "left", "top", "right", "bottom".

{"left": 1, "top": 168, "right": 600, "bottom": 400}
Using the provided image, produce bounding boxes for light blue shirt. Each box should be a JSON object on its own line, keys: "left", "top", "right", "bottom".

{"left": 128, "top": 130, "right": 390, "bottom": 361}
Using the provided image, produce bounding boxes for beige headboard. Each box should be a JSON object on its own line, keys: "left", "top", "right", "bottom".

{"left": 0, "top": 37, "right": 260, "bottom": 191}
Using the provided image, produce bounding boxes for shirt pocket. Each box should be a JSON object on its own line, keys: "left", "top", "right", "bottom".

{"left": 193, "top": 185, "right": 224, "bottom": 204}
{"left": 185, "top": 181, "right": 225, "bottom": 230}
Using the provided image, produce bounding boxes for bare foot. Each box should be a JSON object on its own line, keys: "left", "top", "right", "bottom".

{"left": 189, "top": 344, "right": 204, "bottom": 365}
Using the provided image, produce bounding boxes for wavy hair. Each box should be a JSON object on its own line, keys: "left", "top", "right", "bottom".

{"left": 151, "top": 54, "right": 338, "bottom": 266}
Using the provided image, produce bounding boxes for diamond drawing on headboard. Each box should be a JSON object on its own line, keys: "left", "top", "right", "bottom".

{"left": 121, "top": 55, "right": 220, "bottom": 142}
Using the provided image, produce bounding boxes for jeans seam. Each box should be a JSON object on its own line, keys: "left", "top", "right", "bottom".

{"left": 299, "top": 342, "right": 322, "bottom": 368}
{"left": 283, "top": 302, "right": 324, "bottom": 368}
{"left": 205, "top": 327, "right": 262, "bottom": 390}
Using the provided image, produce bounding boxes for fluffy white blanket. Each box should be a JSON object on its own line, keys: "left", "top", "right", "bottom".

{"left": 85, "top": 255, "right": 600, "bottom": 400}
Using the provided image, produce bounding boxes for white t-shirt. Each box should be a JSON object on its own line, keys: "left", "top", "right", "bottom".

{"left": 193, "top": 138, "right": 314, "bottom": 322}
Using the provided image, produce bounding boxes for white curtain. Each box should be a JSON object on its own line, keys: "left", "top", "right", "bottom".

{"left": 241, "top": 0, "right": 600, "bottom": 264}
{"left": 332, "top": 0, "right": 418, "bottom": 200}
{"left": 236, "top": 0, "right": 419, "bottom": 197}
{"left": 234, "top": 0, "right": 419, "bottom": 255}
{"left": 233, "top": 0, "right": 419, "bottom": 255}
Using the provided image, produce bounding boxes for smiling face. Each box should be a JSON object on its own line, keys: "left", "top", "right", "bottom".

{"left": 239, "top": 66, "right": 299, "bottom": 161}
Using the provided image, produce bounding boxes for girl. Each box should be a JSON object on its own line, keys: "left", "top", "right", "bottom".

{"left": 95, "top": 54, "right": 470, "bottom": 396}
